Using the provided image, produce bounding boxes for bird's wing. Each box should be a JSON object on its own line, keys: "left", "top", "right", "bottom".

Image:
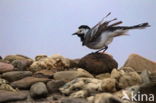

{"left": 83, "top": 13, "right": 123, "bottom": 45}
{"left": 83, "top": 13, "right": 111, "bottom": 45}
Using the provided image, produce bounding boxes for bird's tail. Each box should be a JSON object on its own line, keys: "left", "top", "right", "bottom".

{"left": 122, "top": 22, "right": 150, "bottom": 30}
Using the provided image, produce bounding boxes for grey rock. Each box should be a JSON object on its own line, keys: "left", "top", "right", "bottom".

{"left": 47, "top": 80, "right": 65, "bottom": 93}
{"left": 140, "top": 70, "right": 151, "bottom": 84}
{"left": 0, "top": 90, "right": 28, "bottom": 103}
{"left": 12, "top": 60, "right": 33, "bottom": 71}
{"left": 30, "top": 82, "right": 48, "bottom": 98}
{"left": 2, "top": 71, "right": 32, "bottom": 82}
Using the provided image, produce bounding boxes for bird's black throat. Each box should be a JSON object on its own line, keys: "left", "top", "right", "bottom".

{"left": 77, "top": 34, "right": 85, "bottom": 45}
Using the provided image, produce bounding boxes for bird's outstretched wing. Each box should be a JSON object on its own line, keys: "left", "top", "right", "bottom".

{"left": 83, "top": 12, "right": 122, "bottom": 45}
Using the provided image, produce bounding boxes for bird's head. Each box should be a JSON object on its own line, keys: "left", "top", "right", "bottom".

{"left": 72, "top": 25, "right": 90, "bottom": 42}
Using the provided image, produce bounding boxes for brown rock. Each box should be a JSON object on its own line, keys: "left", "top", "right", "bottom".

{"left": 124, "top": 54, "right": 156, "bottom": 73}
{"left": 11, "top": 77, "right": 49, "bottom": 89}
{"left": 53, "top": 68, "right": 93, "bottom": 82}
{"left": 34, "top": 69, "right": 54, "bottom": 78}
{"left": 0, "top": 90, "right": 28, "bottom": 103}
{"left": 0, "top": 62, "right": 14, "bottom": 73}
{"left": 79, "top": 53, "right": 118, "bottom": 75}
{"left": 2, "top": 71, "right": 32, "bottom": 82}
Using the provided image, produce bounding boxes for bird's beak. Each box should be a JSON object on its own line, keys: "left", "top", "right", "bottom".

{"left": 72, "top": 33, "right": 77, "bottom": 35}
{"left": 72, "top": 30, "right": 79, "bottom": 36}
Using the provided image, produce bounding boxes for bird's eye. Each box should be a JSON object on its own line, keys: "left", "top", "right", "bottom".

{"left": 79, "top": 30, "right": 83, "bottom": 33}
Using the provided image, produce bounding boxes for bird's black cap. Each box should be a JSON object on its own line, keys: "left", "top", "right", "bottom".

{"left": 79, "top": 25, "right": 91, "bottom": 29}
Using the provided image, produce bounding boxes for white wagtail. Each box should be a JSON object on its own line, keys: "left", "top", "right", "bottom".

{"left": 72, "top": 12, "right": 150, "bottom": 52}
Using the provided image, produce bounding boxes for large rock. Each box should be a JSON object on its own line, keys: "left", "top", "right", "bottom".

{"left": 79, "top": 53, "right": 118, "bottom": 75}
{"left": 11, "top": 77, "right": 49, "bottom": 89}
{"left": 47, "top": 80, "right": 65, "bottom": 93}
{"left": 124, "top": 54, "right": 156, "bottom": 73}
{"left": 30, "top": 82, "right": 48, "bottom": 98}
{"left": 0, "top": 90, "right": 28, "bottom": 103}
{"left": 53, "top": 68, "right": 93, "bottom": 82}
{"left": 0, "top": 62, "right": 14, "bottom": 73}
{"left": 2, "top": 71, "right": 32, "bottom": 82}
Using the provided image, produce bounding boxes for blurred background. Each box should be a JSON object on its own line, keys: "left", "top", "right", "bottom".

{"left": 0, "top": 0, "right": 155, "bottom": 66}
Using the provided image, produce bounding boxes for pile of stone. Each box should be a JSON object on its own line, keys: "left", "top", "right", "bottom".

{"left": 0, "top": 53, "right": 156, "bottom": 103}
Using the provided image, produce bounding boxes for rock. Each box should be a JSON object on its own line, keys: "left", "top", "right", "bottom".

{"left": 0, "top": 62, "right": 14, "bottom": 73}
{"left": 140, "top": 70, "right": 151, "bottom": 84}
{"left": 60, "top": 77, "right": 116, "bottom": 96}
{"left": 60, "top": 78, "right": 101, "bottom": 95}
{"left": 30, "top": 82, "right": 48, "bottom": 98}
{"left": 0, "top": 90, "right": 28, "bottom": 103}
{"left": 0, "top": 84, "right": 16, "bottom": 92}
{"left": 124, "top": 54, "right": 156, "bottom": 73}
{"left": 118, "top": 72, "right": 142, "bottom": 89}
{"left": 0, "top": 56, "right": 2, "bottom": 60}
{"left": 12, "top": 60, "right": 33, "bottom": 71}
{"left": 111, "top": 69, "right": 142, "bottom": 89}
{"left": 2, "top": 71, "right": 32, "bottom": 82}
{"left": 70, "top": 90, "right": 89, "bottom": 98}
{"left": 47, "top": 80, "right": 65, "bottom": 93}
{"left": 60, "top": 98, "right": 88, "bottom": 103}
{"left": 29, "top": 54, "right": 73, "bottom": 72}
{"left": 96, "top": 73, "right": 111, "bottom": 80}
{"left": 111, "top": 69, "right": 123, "bottom": 80}
{"left": 35, "top": 55, "right": 48, "bottom": 61}
{"left": 0, "top": 78, "right": 8, "bottom": 84}
{"left": 34, "top": 69, "right": 54, "bottom": 78}
{"left": 101, "top": 78, "right": 116, "bottom": 92}
{"left": 79, "top": 53, "right": 118, "bottom": 75}
{"left": 94, "top": 93, "right": 122, "bottom": 103}
{"left": 4, "top": 54, "right": 32, "bottom": 63}
{"left": 0, "top": 78, "right": 16, "bottom": 92}
{"left": 53, "top": 68, "right": 93, "bottom": 82}
{"left": 11, "top": 77, "right": 49, "bottom": 89}
{"left": 120, "top": 67, "right": 136, "bottom": 73}
{"left": 139, "top": 83, "right": 156, "bottom": 98}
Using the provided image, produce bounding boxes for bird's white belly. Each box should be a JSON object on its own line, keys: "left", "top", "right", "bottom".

{"left": 86, "top": 32, "right": 113, "bottom": 49}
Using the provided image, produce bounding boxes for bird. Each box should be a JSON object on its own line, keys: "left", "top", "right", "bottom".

{"left": 72, "top": 12, "right": 150, "bottom": 53}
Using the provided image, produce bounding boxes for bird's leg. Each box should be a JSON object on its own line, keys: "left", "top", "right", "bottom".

{"left": 95, "top": 46, "right": 108, "bottom": 53}
{"left": 102, "top": 46, "right": 108, "bottom": 53}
